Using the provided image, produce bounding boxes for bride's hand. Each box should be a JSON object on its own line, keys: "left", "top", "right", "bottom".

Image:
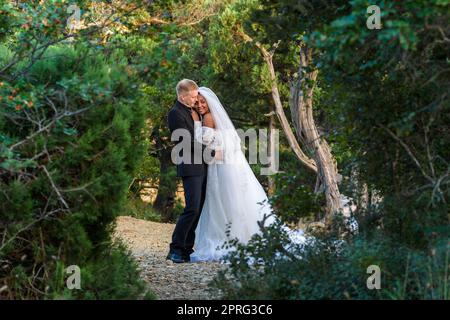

{"left": 214, "top": 149, "right": 223, "bottom": 161}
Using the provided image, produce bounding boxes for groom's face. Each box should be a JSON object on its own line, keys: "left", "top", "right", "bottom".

{"left": 181, "top": 89, "right": 198, "bottom": 108}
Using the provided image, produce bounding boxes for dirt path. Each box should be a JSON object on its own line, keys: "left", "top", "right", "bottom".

{"left": 114, "top": 216, "right": 224, "bottom": 300}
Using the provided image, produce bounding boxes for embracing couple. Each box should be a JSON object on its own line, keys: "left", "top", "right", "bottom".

{"left": 166, "top": 79, "right": 280, "bottom": 263}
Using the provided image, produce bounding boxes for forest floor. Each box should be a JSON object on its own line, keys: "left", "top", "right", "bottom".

{"left": 114, "top": 216, "right": 224, "bottom": 300}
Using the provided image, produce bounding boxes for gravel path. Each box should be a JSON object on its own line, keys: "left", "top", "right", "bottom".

{"left": 114, "top": 216, "right": 224, "bottom": 300}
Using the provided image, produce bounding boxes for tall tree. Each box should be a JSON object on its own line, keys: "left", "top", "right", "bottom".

{"left": 235, "top": 0, "right": 350, "bottom": 221}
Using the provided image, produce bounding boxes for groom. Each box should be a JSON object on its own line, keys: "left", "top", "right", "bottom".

{"left": 166, "top": 79, "right": 208, "bottom": 263}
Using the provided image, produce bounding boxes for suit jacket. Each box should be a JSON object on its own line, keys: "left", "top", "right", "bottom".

{"left": 167, "top": 99, "right": 209, "bottom": 177}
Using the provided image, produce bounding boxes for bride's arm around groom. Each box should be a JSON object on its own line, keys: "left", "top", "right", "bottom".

{"left": 192, "top": 111, "right": 224, "bottom": 161}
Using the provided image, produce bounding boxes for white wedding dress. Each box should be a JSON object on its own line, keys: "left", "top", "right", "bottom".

{"left": 190, "top": 87, "right": 306, "bottom": 262}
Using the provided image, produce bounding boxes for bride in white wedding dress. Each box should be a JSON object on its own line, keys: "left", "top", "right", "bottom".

{"left": 190, "top": 87, "right": 306, "bottom": 262}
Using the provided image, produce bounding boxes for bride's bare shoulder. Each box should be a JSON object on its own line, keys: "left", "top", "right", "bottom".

{"left": 203, "top": 113, "right": 215, "bottom": 128}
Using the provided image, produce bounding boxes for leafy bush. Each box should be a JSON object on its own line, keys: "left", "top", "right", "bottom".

{"left": 212, "top": 222, "right": 449, "bottom": 300}
{"left": 212, "top": 0, "right": 449, "bottom": 301}
{"left": 124, "top": 197, "right": 162, "bottom": 223}
{"left": 46, "top": 242, "right": 156, "bottom": 300}
{"left": 0, "top": 40, "right": 152, "bottom": 298}
{"left": 307, "top": 0, "right": 450, "bottom": 248}
{"left": 269, "top": 150, "right": 324, "bottom": 224}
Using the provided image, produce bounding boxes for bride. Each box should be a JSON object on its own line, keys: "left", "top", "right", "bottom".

{"left": 190, "top": 87, "right": 305, "bottom": 262}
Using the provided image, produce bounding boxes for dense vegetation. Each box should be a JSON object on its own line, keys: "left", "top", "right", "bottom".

{"left": 0, "top": 0, "right": 154, "bottom": 299}
{"left": 212, "top": 0, "right": 450, "bottom": 299}
{"left": 1, "top": 0, "right": 448, "bottom": 299}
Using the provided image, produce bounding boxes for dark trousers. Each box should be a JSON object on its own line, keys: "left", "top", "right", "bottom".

{"left": 170, "top": 174, "right": 207, "bottom": 256}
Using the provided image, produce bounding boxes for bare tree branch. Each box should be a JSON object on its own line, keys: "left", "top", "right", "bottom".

{"left": 380, "top": 124, "right": 434, "bottom": 184}
{"left": 238, "top": 30, "right": 318, "bottom": 173}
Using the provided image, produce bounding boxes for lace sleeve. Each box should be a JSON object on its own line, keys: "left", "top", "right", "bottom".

{"left": 209, "top": 129, "right": 223, "bottom": 151}
{"left": 202, "top": 127, "right": 216, "bottom": 146}
{"left": 194, "top": 121, "right": 204, "bottom": 144}
{"left": 194, "top": 121, "right": 219, "bottom": 148}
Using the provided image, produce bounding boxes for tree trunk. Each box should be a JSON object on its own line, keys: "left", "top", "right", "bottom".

{"left": 238, "top": 30, "right": 341, "bottom": 222}
{"left": 267, "top": 109, "right": 276, "bottom": 196}
{"left": 238, "top": 31, "right": 317, "bottom": 173}
{"left": 263, "top": 51, "right": 318, "bottom": 173}
{"left": 289, "top": 45, "right": 341, "bottom": 221}
{"left": 264, "top": 44, "right": 342, "bottom": 221}
{"left": 152, "top": 128, "right": 177, "bottom": 222}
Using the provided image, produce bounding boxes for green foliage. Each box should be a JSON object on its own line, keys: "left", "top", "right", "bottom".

{"left": 124, "top": 197, "right": 162, "bottom": 222}
{"left": 47, "top": 242, "right": 156, "bottom": 300}
{"left": 269, "top": 149, "right": 324, "bottom": 224}
{"left": 0, "top": 2, "right": 153, "bottom": 299}
{"left": 306, "top": 0, "right": 450, "bottom": 247}
{"left": 211, "top": 0, "right": 449, "bottom": 301}
{"left": 1, "top": 0, "right": 448, "bottom": 300}
{"left": 206, "top": 0, "right": 274, "bottom": 128}
{"left": 212, "top": 222, "right": 449, "bottom": 300}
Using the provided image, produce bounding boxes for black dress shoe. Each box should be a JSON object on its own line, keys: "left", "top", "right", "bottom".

{"left": 166, "top": 252, "right": 189, "bottom": 263}
{"left": 183, "top": 254, "right": 191, "bottom": 262}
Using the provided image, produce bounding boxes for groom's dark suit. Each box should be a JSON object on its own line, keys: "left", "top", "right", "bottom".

{"left": 167, "top": 99, "right": 210, "bottom": 258}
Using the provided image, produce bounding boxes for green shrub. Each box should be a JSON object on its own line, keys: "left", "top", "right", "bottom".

{"left": 46, "top": 242, "right": 156, "bottom": 300}
{"left": 0, "top": 42, "right": 153, "bottom": 299}
{"left": 268, "top": 150, "right": 324, "bottom": 224}
{"left": 212, "top": 221, "right": 449, "bottom": 300}
{"left": 123, "top": 197, "right": 162, "bottom": 223}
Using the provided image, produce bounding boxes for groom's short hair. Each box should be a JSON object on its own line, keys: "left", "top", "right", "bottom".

{"left": 176, "top": 79, "right": 198, "bottom": 98}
